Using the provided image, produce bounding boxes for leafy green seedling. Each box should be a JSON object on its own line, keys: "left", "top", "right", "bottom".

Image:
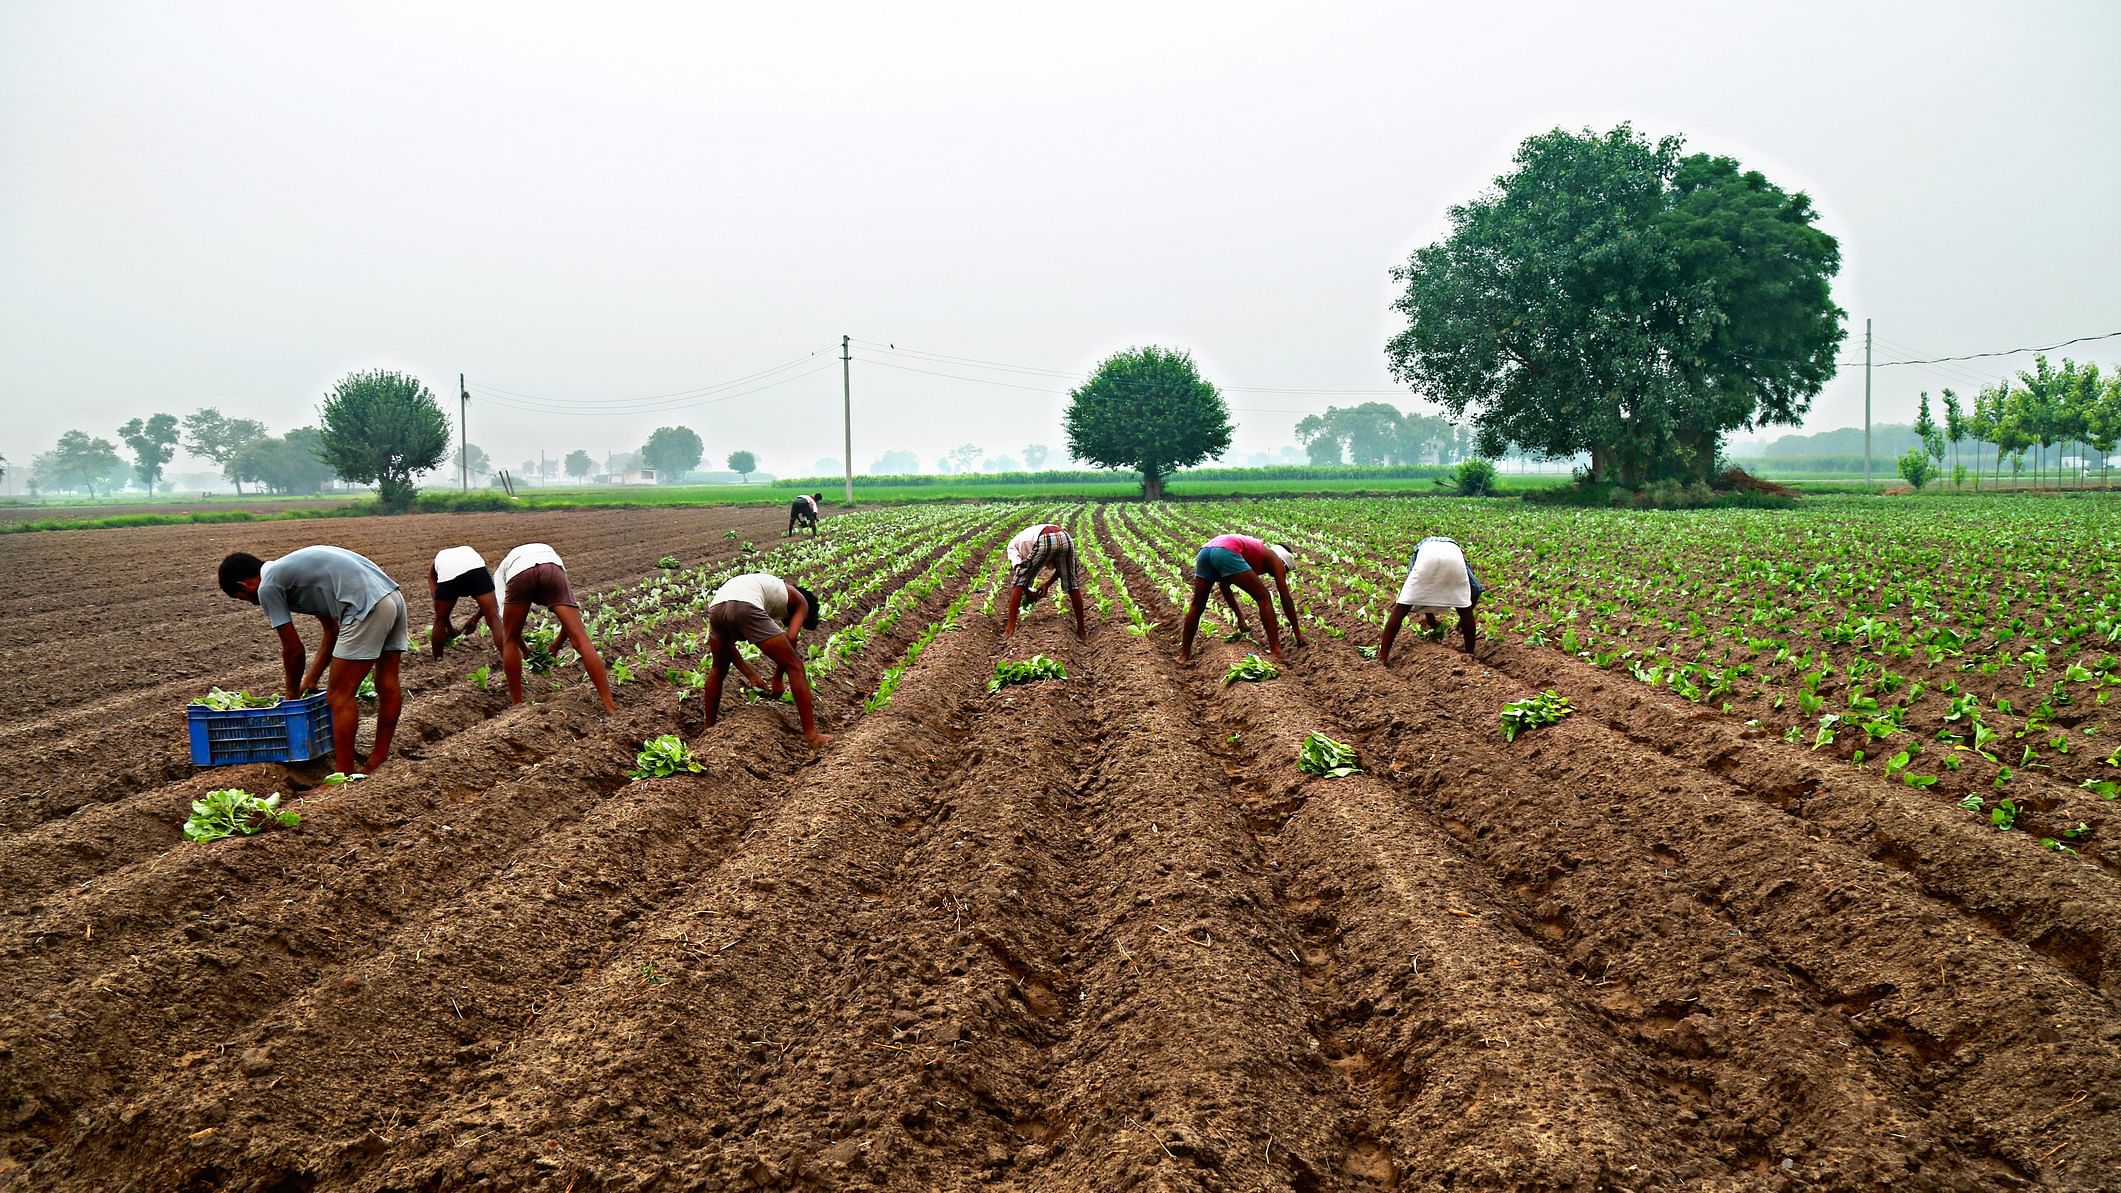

{"left": 657, "top": 555, "right": 681, "bottom": 569}
{"left": 628, "top": 734, "right": 704, "bottom": 780}
{"left": 322, "top": 772, "right": 366, "bottom": 785}
{"left": 2081, "top": 779, "right": 2119, "bottom": 800}
{"left": 1298, "top": 732, "right": 1362, "bottom": 778}
{"left": 184, "top": 789, "right": 300, "bottom": 843}
{"left": 191, "top": 687, "right": 281, "bottom": 711}
{"left": 470, "top": 664, "right": 492, "bottom": 690}
{"left": 1499, "top": 690, "right": 1572, "bottom": 742}
{"left": 1356, "top": 645, "right": 1379, "bottom": 660}
{"left": 356, "top": 673, "right": 377, "bottom": 700}
{"left": 990, "top": 654, "right": 1067, "bottom": 694}
{"left": 1223, "top": 654, "right": 1280, "bottom": 686}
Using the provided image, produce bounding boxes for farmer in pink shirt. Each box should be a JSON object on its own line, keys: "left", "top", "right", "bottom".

{"left": 1179, "top": 534, "right": 1304, "bottom": 664}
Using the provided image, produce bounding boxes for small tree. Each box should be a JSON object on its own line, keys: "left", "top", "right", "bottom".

{"left": 868, "top": 449, "right": 919, "bottom": 475}
{"left": 315, "top": 369, "right": 452, "bottom": 512}
{"left": 51, "top": 430, "right": 127, "bottom": 496}
{"left": 118, "top": 413, "right": 182, "bottom": 495}
{"left": 1941, "top": 389, "right": 1966, "bottom": 484}
{"left": 1896, "top": 447, "right": 1935, "bottom": 490}
{"left": 1022, "top": 443, "right": 1050, "bottom": 470}
{"left": 1912, "top": 392, "right": 1944, "bottom": 468}
{"left": 941, "top": 444, "right": 981, "bottom": 474}
{"left": 451, "top": 443, "right": 491, "bottom": 479}
{"left": 1065, "top": 346, "right": 1232, "bottom": 500}
{"left": 727, "top": 450, "right": 757, "bottom": 482}
{"left": 640, "top": 426, "right": 703, "bottom": 482}
{"left": 565, "top": 449, "right": 593, "bottom": 480}
{"left": 181, "top": 408, "right": 269, "bottom": 494}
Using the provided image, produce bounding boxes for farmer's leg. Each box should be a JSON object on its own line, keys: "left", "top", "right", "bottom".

{"left": 1179, "top": 576, "right": 1215, "bottom": 662}
{"left": 759, "top": 634, "right": 830, "bottom": 747}
{"left": 703, "top": 632, "right": 741, "bottom": 728}
{"left": 325, "top": 656, "right": 374, "bottom": 774}
{"left": 554, "top": 604, "right": 617, "bottom": 713}
{"left": 1003, "top": 585, "right": 1028, "bottom": 636}
{"left": 367, "top": 650, "right": 405, "bottom": 767}
{"left": 501, "top": 600, "right": 532, "bottom": 704}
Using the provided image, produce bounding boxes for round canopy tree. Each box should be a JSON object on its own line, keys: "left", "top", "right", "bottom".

{"left": 564, "top": 449, "right": 593, "bottom": 480}
{"left": 640, "top": 426, "right": 703, "bottom": 482}
{"left": 726, "top": 450, "right": 757, "bottom": 482}
{"left": 1386, "top": 125, "right": 1845, "bottom": 487}
{"left": 1065, "top": 346, "right": 1232, "bottom": 500}
{"left": 316, "top": 369, "right": 451, "bottom": 511}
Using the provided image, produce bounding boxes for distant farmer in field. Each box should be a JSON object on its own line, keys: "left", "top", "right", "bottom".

{"left": 217, "top": 545, "right": 408, "bottom": 775}
{"left": 703, "top": 571, "right": 831, "bottom": 748}
{"left": 427, "top": 545, "right": 498, "bottom": 657}
{"left": 1002, "top": 520, "right": 1087, "bottom": 641}
{"left": 1378, "top": 535, "right": 1484, "bottom": 661}
{"left": 787, "top": 492, "right": 826, "bottom": 537}
{"left": 494, "top": 543, "right": 618, "bottom": 714}
{"left": 1179, "top": 534, "right": 1304, "bottom": 664}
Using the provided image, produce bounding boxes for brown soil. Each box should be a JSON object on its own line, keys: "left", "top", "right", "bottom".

{"left": 1, "top": 506, "right": 2117, "bottom": 1191}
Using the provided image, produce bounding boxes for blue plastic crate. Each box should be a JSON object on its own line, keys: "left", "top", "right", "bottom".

{"left": 187, "top": 694, "right": 335, "bottom": 766}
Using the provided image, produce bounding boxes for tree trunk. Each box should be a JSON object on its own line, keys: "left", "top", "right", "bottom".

{"left": 1142, "top": 469, "right": 1164, "bottom": 502}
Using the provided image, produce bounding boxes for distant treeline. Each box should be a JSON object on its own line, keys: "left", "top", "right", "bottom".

{"left": 781, "top": 463, "right": 1452, "bottom": 489}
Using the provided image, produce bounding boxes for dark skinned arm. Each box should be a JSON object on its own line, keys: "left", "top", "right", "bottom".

{"left": 1378, "top": 603, "right": 1410, "bottom": 667}
{"left": 1269, "top": 560, "right": 1306, "bottom": 647}
{"left": 276, "top": 621, "right": 307, "bottom": 695}
{"left": 299, "top": 617, "right": 338, "bottom": 695}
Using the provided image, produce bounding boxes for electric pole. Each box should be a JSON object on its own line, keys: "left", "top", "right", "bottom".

{"left": 1863, "top": 320, "right": 1872, "bottom": 485}
{"left": 460, "top": 373, "right": 469, "bottom": 492}
{"left": 841, "top": 334, "right": 854, "bottom": 506}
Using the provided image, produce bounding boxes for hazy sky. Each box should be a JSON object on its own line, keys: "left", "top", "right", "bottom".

{"left": 5, "top": 1, "right": 2118, "bottom": 482}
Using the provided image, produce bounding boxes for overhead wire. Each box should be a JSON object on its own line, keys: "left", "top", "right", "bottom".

{"left": 471, "top": 362, "right": 837, "bottom": 418}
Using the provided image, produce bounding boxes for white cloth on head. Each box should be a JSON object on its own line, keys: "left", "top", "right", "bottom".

{"left": 1396, "top": 537, "right": 1472, "bottom": 613}
{"left": 433, "top": 545, "right": 487, "bottom": 583}
{"left": 1007, "top": 523, "right": 1060, "bottom": 565}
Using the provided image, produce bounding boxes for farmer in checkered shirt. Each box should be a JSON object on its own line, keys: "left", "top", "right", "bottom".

{"left": 1002, "top": 521, "right": 1087, "bottom": 641}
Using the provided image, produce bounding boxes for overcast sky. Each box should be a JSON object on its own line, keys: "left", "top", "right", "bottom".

{"left": 4, "top": 1, "right": 2117, "bottom": 482}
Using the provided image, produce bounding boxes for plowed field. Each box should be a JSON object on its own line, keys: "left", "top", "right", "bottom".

{"left": 2, "top": 499, "right": 2118, "bottom": 1192}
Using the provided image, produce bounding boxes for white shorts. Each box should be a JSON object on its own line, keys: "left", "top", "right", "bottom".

{"left": 335, "top": 590, "right": 410, "bottom": 660}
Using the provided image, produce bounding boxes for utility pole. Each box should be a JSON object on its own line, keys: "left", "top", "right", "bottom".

{"left": 459, "top": 373, "right": 469, "bottom": 492}
{"left": 1862, "top": 320, "right": 1872, "bottom": 485}
{"left": 841, "top": 334, "right": 854, "bottom": 506}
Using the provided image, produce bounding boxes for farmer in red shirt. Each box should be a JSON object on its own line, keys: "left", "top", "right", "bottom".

{"left": 1179, "top": 533, "right": 1304, "bottom": 664}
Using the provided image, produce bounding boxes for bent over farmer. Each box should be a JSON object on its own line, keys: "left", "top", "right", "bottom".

{"left": 703, "top": 572, "right": 831, "bottom": 748}
{"left": 495, "top": 543, "right": 618, "bottom": 713}
{"left": 1002, "top": 521, "right": 1087, "bottom": 641}
{"left": 217, "top": 545, "right": 407, "bottom": 775}
{"left": 1179, "top": 534, "right": 1304, "bottom": 664}
{"left": 428, "top": 545, "right": 498, "bottom": 657}
{"left": 1378, "top": 535, "right": 1484, "bottom": 660}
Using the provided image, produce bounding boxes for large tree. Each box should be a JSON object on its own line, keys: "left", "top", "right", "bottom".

{"left": 565, "top": 449, "right": 593, "bottom": 480}
{"left": 868, "top": 449, "right": 919, "bottom": 475}
{"left": 118, "top": 413, "right": 182, "bottom": 495}
{"left": 726, "top": 450, "right": 757, "bottom": 482}
{"left": 1386, "top": 125, "right": 1845, "bottom": 487}
{"left": 451, "top": 443, "right": 491, "bottom": 479}
{"left": 1065, "top": 346, "right": 1232, "bottom": 500}
{"left": 640, "top": 426, "right": 703, "bottom": 481}
{"left": 181, "top": 408, "right": 269, "bottom": 494}
{"left": 315, "top": 369, "right": 452, "bottom": 512}
{"left": 50, "top": 430, "right": 127, "bottom": 496}
{"left": 1022, "top": 443, "right": 1050, "bottom": 470}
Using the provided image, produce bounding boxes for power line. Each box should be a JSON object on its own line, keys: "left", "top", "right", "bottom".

{"left": 1866, "top": 329, "right": 2121, "bottom": 368}
{"left": 471, "top": 363, "right": 837, "bottom": 418}
{"left": 468, "top": 348, "right": 835, "bottom": 410}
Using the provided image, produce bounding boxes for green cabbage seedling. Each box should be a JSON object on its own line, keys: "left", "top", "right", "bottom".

{"left": 629, "top": 734, "right": 704, "bottom": 780}
{"left": 1298, "top": 732, "right": 1361, "bottom": 778}
{"left": 184, "top": 789, "right": 300, "bottom": 843}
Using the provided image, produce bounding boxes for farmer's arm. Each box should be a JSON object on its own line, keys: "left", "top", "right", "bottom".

{"left": 299, "top": 617, "right": 337, "bottom": 694}
{"left": 782, "top": 584, "right": 809, "bottom": 638}
{"left": 276, "top": 622, "right": 307, "bottom": 695}
{"left": 1272, "top": 564, "right": 1306, "bottom": 646}
{"left": 1378, "top": 603, "right": 1411, "bottom": 667}
{"left": 1217, "top": 583, "right": 1249, "bottom": 631}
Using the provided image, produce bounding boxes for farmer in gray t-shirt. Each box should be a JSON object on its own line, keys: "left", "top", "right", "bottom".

{"left": 217, "top": 545, "right": 410, "bottom": 775}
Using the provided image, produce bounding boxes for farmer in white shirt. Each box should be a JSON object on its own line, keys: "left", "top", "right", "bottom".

{"left": 704, "top": 572, "right": 830, "bottom": 748}
{"left": 1378, "top": 536, "right": 1484, "bottom": 661}
{"left": 1002, "top": 521, "right": 1087, "bottom": 641}
{"left": 495, "top": 543, "right": 617, "bottom": 713}
{"left": 427, "top": 545, "right": 499, "bottom": 658}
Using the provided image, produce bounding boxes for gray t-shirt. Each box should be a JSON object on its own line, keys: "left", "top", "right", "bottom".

{"left": 257, "top": 546, "right": 401, "bottom": 629}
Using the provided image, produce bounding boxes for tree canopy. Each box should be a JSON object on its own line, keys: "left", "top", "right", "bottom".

{"left": 315, "top": 369, "right": 452, "bottom": 512}
{"left": 1293, "top": 403, "right": 1465, "bottom": 466}
{"left": 726, "top": 450, "right": 757, "bottom": 481}
{"left": 181, "top": 408, "right": 269, "bottom": 493}
{"left": 640, "top": 426, "right": 703, "bottom": 481}
{"left": 1064, "top": 346, "right": 1232, "bottom": 500}
{"left": 49, "top": 430, "right": 127, "bottom": 496}
{"left": 1386, "top": 124, "right": 1845, "bottom": 486}
{"left": 564, "top": 449, "right": 593, "bottom": 479}
{"left": 118, "top": 413, "right": 182, "bottom": 495}
{"left": 232, "top": 427, "right": 335, "bottom": 495}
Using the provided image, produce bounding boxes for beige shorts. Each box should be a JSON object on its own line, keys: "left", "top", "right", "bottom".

{"left": 709, "top": 600, "right": 787, "bottom": 646}
{"left": 336, "top": 590, "right": 410, "bottom": 660}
